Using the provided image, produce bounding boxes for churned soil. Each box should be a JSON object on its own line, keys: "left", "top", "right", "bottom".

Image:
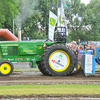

{"left": 0, "top": 94, "right": 100, "bottom": 99}
{"left": 0, "top": 69, "right": 100, "bottom": 85}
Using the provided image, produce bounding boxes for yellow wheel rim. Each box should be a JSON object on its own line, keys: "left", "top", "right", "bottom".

{"left": 49, "top": 50, "right": 70, "bottom": 72}
{"left": 0, "top": 63, "right": 11, "bottom": 74}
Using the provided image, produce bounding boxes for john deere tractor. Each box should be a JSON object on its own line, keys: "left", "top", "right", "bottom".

{"left": 0, "top": 27, "right": 76, "bottom": 76}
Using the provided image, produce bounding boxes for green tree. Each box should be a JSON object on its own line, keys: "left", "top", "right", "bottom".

{"left": 14, "top": 0, "right": 41, "bottom": 40}
{"left": 38, "top": 0, "right": 57, "bottom": 38}
{"left": 0, "top": 0, "right": 19, "bottom": 30}
{"left": 15, "top": 0, "right": 57, "bottom": 40}
{"left": 86, "top": 0, "right": 100, "bottom": 41}
{"left": 65, "top": 0, "right": 88, "bottom": 41}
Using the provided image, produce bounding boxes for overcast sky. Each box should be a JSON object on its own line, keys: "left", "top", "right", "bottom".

{"left": 81, "top": 0, "right": 90, "bottom": 4}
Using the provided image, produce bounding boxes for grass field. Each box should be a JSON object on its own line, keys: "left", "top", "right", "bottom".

{"left": 0, "top": 84, "right": 100, "bottom": 95}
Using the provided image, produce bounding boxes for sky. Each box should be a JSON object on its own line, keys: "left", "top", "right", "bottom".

{"left": 81, "top": 0, "right": 90, "bottom": 4}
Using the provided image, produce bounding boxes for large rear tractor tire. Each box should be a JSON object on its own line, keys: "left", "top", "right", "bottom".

{"left": 39, "top": 44, "right": 75, "bottom": 76}
{"left": 0, "top": 60, "right": 14, "bottom": 76}
{"left": 37, "top": 61, "right": 47, "bottom": 75}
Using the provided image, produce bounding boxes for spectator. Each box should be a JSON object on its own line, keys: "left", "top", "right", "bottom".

{"left": 83, "top": 42, "right": 88, "bottom": 49}
{"left": 66, "top": 40, "right": 98, "bottom": 55}
{"left": 76, "top": 39, "right": 81, "bottom": 45}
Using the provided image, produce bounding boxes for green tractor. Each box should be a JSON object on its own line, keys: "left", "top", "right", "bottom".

{"left": 0, "top": 27, "right": 76, "bottom": 76}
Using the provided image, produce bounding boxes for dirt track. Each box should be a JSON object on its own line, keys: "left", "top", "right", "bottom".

{"left": 0, "top": 69, "right": 100, "bottom": 85}
{"left": 1, "top": 94, "right": 100, "bottom": 100}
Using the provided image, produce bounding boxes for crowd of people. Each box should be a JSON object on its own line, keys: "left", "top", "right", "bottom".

{"left": 66, "top": 39, "right": 99, "bottom": 55}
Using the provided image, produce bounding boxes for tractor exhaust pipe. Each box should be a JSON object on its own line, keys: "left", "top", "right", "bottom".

{"left": 18, "top": 28, "right": 21, "bottom": 41}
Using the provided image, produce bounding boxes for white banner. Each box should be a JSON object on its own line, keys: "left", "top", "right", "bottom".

{"left": 85, "top": 55, "right": 92, "bottom": 73}
{"left": 61, "top": 2, "right": 68, "bottom": 36}
{"left": 58, "top": 7, "right": 64, "bottom": 27}
{"left": 58, "top": 1, "right": 68, "bottom": 36}
{"left": 48, "top": 11, "right": 58, "bottom": 41}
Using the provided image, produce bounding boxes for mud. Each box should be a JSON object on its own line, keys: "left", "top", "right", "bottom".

{"left": 0, "top": 69, "right": 100, "bottom": 86}
{"left": 1, "top": 94, "right": 100, "bottom": 100}
{"left": 70, "top": 68, "right": 85, "bottom": 77}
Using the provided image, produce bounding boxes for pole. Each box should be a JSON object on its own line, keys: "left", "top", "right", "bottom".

{"left": 13, "top": 19, "right": 14, "bottom": 34}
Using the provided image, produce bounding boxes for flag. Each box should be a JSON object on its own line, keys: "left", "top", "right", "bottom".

{"left": 58, "top": 0, "right": 62, "bottom": 27}
{"left": 57, "top": 0, "right": 69, "bottom": 36}
{"left": 48, "top": 11, "right": 58, "bottom": 41}
{"left": 62, "top": 1, "right": 70, "bottom": 10}
{"left": 61, "top": 1, "right": 69, "bottom": 36}
{"left": 61, "top": 1, "right": 65, "bottom": 21}
{"left": 49, "top": 1, "right": 57, "bottom": 11}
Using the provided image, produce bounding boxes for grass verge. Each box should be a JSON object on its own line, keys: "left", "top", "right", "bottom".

{"left": 0, "top": 84, "right": 100, "bottom": 95}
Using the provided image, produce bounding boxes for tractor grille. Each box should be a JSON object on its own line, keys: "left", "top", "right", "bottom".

{"left": 8, "top": 46, "right": 18, "bottom": 56}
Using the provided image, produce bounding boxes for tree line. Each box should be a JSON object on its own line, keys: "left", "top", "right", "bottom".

{"left": 0, "top": 0, "right": 99, "bottom": 41}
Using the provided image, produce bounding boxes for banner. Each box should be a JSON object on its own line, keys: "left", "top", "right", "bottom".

{"left": 58, "top": 4, "right": 63, "bottom": 27}
{"left": 58, "top": 0, "right": 69, "bottom": 36}
{"left": 62, "top": 1, "right": 70, "bottom": 10}
{"left": 85, "top": 55, "right": 92, "bottom": 73}
{"left": 84, "top": 55, "right": 95, "bottom": 75}
{"left": 48, "top": 11, "right": 58, "bottom": 41}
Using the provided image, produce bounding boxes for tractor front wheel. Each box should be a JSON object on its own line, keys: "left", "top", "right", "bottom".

{"left": 0, "top": 60, "right": 14, "bottom": 76}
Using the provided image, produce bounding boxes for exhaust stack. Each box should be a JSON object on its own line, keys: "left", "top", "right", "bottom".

{"left": 18, "top": 28, "right": 21, "bottom": 41}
